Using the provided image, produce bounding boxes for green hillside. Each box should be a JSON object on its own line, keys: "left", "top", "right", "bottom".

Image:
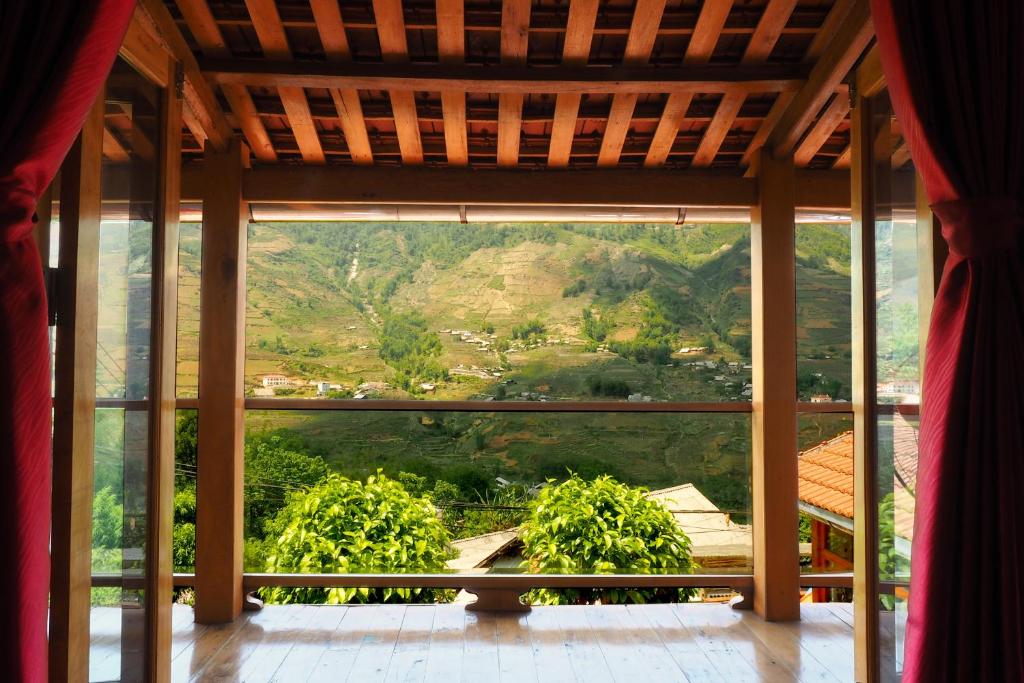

{"left": 172, "top": 220, "right": 853, "bottom": 517}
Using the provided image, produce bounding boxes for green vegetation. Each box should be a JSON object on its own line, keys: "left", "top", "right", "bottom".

{"left": 519, "top": 475, "right": 695, "bottom": 605}
{"left": 378, "top": 311, "right": 446, "bottom": 386}
{"left": 260, "top": 473, "right": 454, "bottom": 605}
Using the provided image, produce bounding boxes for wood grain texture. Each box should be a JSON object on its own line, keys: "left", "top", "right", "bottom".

{"left": 598, "top": 0, "right": 668, "bottom": 167}
{"left": 373, "top": 0, "right": 424, "bottom": 164}
{"left": 143, "top": 604, "right": 854, "bottom": 681}
{"left": 548, "top": 0, "right": 600, "bottom": 167}
{"left": 195, "top": 139, "right": 249, "bottom": 624}
{"left": 644, "top": 0, "right": 730, "bottom": 167}
{"left": 145, "top": 67, "right": 182, "bottom": 683}
{"left": 244, "top": 0, "right": 325, "bottom": 163}
{"left": 50, "top": 94, "right": 104, "bottom": 683}
{"left": 174, "top": 0, "right": 273, "bottom": 158}
{"left": 498, "top": 0, "right": 531, "bottom": 166}
{"left": 750, "top": 147, "right": 800, "bottom": 621}
{"left": 794, "top": 90, "right": 851, "bottom": 166}
{"left": 437, "top": 0, "right": 467, "bottom": 165}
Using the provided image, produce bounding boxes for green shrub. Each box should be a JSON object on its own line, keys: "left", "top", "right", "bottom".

{"left": 92, "top": 486, "right": 123, "bottom": 550}
{"left": 261, "top": 473, "right": 455, "bottom": 604}
{"left": 519, "top": 474, "right": 695, "bottom": 605}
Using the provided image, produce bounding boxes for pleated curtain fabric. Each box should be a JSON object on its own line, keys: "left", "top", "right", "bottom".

{"left": 0, "top": 2, "right": 135, "bottom": 680}
{"left": 870, "top": 1, "right": 1024, "bottom": 680}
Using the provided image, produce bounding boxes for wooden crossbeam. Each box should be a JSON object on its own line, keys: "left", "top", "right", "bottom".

{"left": 174, "top": 0, "right": 274, "bottom": 160}
{"left": 769, "top": 0, "right": 871, "bottom": 156}
{"left": 793, "top": 90, "right": 850, "bottom": 166}
{"left": 833, "top": 145, "right": 851, "bottom": 169}
{"left": 310, "top": 0, "right": 373, "bottom": 164}
{"left": 245, "top": 0, "right": 324, "bottom": 163}
{"left": 437, "top": 0, "right": 468, "bottom": 166}
{"left": 204, "top": 60, "right": 806, "bottom": 94}
{"left": 547, "top": 0, "right": 600, "bottom": 167}
{"left": 691, "top": 0, "right": 795, "bottom": 168}
{"left": 373, "top": 0, "right": 424, "bottom": 164}
{"left": 598, "top": 0, "right": 668, "bottom": 167}
{"left": 498, "top": 0, "right": 531, "bottom": 167}
{"left": 645, "top": 0, "right": 731, "bottom": 167}
{"left": 103, "top": 127, "right": 130, "bottom": 162}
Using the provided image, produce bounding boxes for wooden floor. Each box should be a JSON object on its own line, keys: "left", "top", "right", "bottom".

{"left": 91, "top": 602, "right": 854, "bottom": 682}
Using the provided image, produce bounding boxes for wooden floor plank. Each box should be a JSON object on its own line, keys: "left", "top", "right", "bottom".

{"left": 423, "top": 605, "right": 465, "bottom": 682}
{"left": 496, "top": 611, "right": 538, "bottom": 681}
{"left": 628, "top": 603, "right": 721, "bottom": 682}
{"left": 524, "top": 608, "right": 576, "bottom": 683}
{"left": 459, "top": 610, "right": 499, "bottom": 682}
{"left": 346, "top": 604, "right": 408, "bottom": 683}
{"left": 384, "top": 606, "right": 436, "bottom": 683}
{"left": 307, "top": 606, "right": 382, "bottom": 682}
{"left": 586, "top": 605, "right": 686, "bottom": 682}
{"left": 269, "top": 606, "right": 349, "bottom": 682}
{"left": 552, "top": 606, "right": 614, "bottom": 683}
{"left": 155, "top": 602, "right": 854, "bottom": 683}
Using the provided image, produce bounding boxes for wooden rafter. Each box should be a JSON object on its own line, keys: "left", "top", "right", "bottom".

{"left": 833, "top": 145, "right": 851, "bottom": 169}
{"left": 645, "top": 0, "right": 732, "bottom": 167}
{"left": 103, "top": 126, "right": 130, "bottom": 162}
{"left": 437, "top": 0, "right": 467, "bottom": 166}
{"left": 244, "top": 0, "right": 324, "bottom": 163}
{"left": 310, "top": 0, "right": 373, "bottom": 165}
{"left": 691, "top": 0, "right": 795, "bottom": 168}
{"left": 204, "top": 60, "right": 804, "bottom": 94}
{"left": 769, "top": 0, "right": 872, "bottom": 157}
{"left": 372, "top": 0, "right": 424, "bottom": 164}
{"left": 597, "top": 0, "right": 668, "bottom": 167}
{"left": 793, "top": 89, "right": 850, "bottom": 166}
{"left": 173, "top": 0, "right": 273, "bottom": 159}
{"left": 547, "top": 0, "right": 600, "bottom": 167}
{"left": 498, "top": 0, "right": 531, "bottom": 167}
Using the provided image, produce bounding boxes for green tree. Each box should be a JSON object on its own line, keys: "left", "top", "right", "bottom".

{"left": 173, "top": 485, "right": 197, "bottom": 571}
{"left": 244, "top": 435, "right": 331, "bottom": 536}
{"left": 261, "top": 473, "right": 455, "bottom": 604}
{"left": 519, "top": 474, "right": 695, "bottom": 605}
{"left": 92, "top": 486, "right": 123, "bottom": 550}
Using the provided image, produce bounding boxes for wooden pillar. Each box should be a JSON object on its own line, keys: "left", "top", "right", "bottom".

{"left": 50, "top": 93, "right": 105, "bottom": 682}
{"left": 145, "top": 59, "right": 182, "bottom": 682}
{"left": 750, "top": 147, "right": 800, "bottom": 621}
{"left": 851, "top": 85, "right": 881, "bottom": 683}
{"left": 195, "top": 138, "right": 249, "bottom": 624}
{"left": 810, "top": 520, "right": 830, "bottom": 603}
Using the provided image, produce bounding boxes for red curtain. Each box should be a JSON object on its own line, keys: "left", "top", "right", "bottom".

{"left": 0, "top": 2, "right": 135, "bottom": 680}
{"left": 871, "top": 1, "right": 1024, "bottom": 680}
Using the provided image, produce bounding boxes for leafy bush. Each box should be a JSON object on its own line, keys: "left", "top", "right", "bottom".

{"left": 261, "top": 473, "right": 455, "bottom": 604}
{"left": 92, "top": 486, "right": 123, "bottom": 550}
{"left": 585, "top": 375, "right": 631, "bottom": 398}
{"left": 519, "top": 474, "right": 695, "bottom": 605}
{"left": 511, "top": 319, "right": 546, "bottom": 340}
{"left": 173, "top": 485, "right": 197, "bottom": 571}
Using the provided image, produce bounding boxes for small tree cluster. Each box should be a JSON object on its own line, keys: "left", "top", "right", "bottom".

{"left": 519, "top": 474, "right": 695, "bottom": 605}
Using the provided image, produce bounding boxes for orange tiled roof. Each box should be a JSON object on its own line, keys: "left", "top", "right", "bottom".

{"left": 798, "top": 432, "right": 856, "bottom": 519}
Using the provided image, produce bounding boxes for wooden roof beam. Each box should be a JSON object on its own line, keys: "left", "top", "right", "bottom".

{"left": 597, "top": 0, "right": 668, "bottom": 168}
{"left": 203, "top": 60, "right": 807, "bottom": 94}
{"left": 793, "top": 89, "right": 851, "bottom": 166}
{"left": 692, "top": 0, "right": 796, "bottom": 168}
{"left": 646, "top": 0, "right": 733, "bottom": 167}
{"left": 437, "top": 0, "right": 468, "bottom": 166}
{"left": 767, "top": 0, "right": 872, "bottom": 158}
{"left": 547, "top": 0, "right": 600, "bottom": 167}
{"left": 498, "top": 0, "right": 531, "bottom": 167}
{"left": 373, "top": 0, "right": 424, "bottom": 164}
{"left": 244, "top": 0, "right": 324, "bottom": 164}
{"left": 310, "top": 0, "right": 373, "bottom": 165}
{"left": 173, "top": 0, "right": 273, "bottom": 159}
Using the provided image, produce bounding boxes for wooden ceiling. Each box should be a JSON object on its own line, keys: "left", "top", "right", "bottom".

{"left": 155, "top": 0, "right": 871, "bottom": 172}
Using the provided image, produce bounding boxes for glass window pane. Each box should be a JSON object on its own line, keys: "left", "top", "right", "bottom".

{"left": 176, "top": 222, "right": 201, "bottom": 397}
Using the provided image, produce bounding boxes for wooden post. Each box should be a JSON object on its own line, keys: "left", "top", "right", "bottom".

{"left": 50, "top": 93, "right": 105, "bottom": 683}
{"left": 750, "top": 147, "right": 800, "bottom": 621}
{"left": 145, "top": 57, "right": 182, "bottom": 681}
{"left": 195, "top": 138, "right": 249, "bottom": 624}
{"left": 811, "top": 520, "right": 830, "bottom": 603}
{"left": 851, "top": 86, "right": 881, "bottom": 683}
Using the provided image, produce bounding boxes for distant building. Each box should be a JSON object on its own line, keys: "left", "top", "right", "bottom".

{"left": 261, "top": 374, "right": 289, "bottom": 388}
{"left": 419, "top": 382, "right": 436, "bottom": 393}
{"left": 810, "top": 394, "right": 832, "bottom": 403}
{"left": 316, "top": 381, "right": 331, "bottom": 395}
